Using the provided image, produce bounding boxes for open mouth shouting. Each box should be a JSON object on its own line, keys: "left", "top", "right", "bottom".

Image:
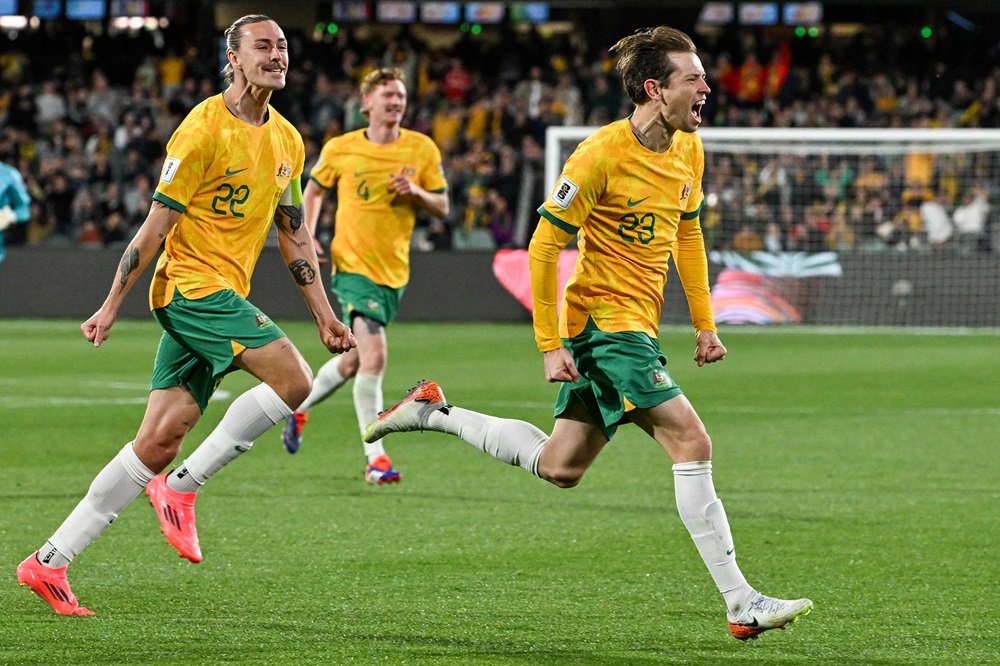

{"left": 692, "top": 99, "right": 705, "bottom": 123}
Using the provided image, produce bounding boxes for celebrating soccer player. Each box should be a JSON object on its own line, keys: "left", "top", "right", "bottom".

{"left": 280, "top": 68, "right": 449, "bottom": 485}
{"left": 367, "top": 26, "right": 812, "bottom": 640}
{"left": 17, "top": 14, "right": 355, "bottom": 616}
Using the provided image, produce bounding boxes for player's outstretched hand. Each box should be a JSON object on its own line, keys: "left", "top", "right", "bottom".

{"left": 319, "top": 317, "right": 357, "bottom": 354}
{"left": 694, "top": 329, "right": 727, "bottom": 367}
{"left": 543, "top": 347, "right": 580, "bottom": 384}
{"left": 81, "top": 307, "right": 118, "bottom": 347}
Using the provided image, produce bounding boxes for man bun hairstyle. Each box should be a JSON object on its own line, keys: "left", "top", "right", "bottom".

{"left": 222, "top": 14, "right": 274, "bottom": 85}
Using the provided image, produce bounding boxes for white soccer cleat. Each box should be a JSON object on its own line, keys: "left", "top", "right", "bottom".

{"left": 364, "top": 380, "right": 447, "bottom": 443}
{"left": 727, "top": 592, "right": 813, "bottom": 641}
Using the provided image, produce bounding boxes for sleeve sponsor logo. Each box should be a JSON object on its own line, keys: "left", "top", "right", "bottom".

{"left": 551, "top": 175, "right": 579, "bottom": 210}
{"left": 161, "top": 157, "right": 180, "bottom": 184}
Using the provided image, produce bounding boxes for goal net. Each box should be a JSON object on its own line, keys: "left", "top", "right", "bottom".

{"left": 544, "top": 127, "right": 1000, "bottom": 328}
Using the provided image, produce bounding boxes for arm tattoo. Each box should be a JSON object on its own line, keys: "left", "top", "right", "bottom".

{"left": 278, "top": 204, "right": 303, "bottom": 232}
{"left": 287, "top": 258, "right": 316, "bottom": 286}
{"left": 117, "top": 245, "right": 139, "bottom": 292}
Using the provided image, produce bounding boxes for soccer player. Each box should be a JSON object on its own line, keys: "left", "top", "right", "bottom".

{"left": 0, "top": 153, "right": 31, "bottom": 265}
{"left": 16, "top": 15, "right": 356, "bottom": 616}
{"left": 366, "top": 27, "right": 812, "bottom": 640}
{"left": 280, "top": 68, "right": 449, "bottom": 485}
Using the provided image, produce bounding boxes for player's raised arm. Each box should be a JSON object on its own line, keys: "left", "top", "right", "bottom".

{"left": 81, "top": 201, "right": 179, "bottom": 347}
{"left": 273, "top": 182, "right": 356, "bottom": 354}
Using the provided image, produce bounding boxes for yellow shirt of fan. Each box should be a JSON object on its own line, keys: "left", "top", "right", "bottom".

{"left": 534, "top": 119, "right": 712, "bottom": 346}
{"left": 150, "top": 94, "right": 304, "bottom": 309}
{"left": 310, "top": 128, "right": 447, "bottom": 289}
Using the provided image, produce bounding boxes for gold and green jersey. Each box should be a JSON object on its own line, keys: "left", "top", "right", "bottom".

{"left": 531, "top": 119, "right": 713, "bottom": 350}
{"left": 310, "top": 128, "right": 447, "bottom": 289}
{"left": 150, "top": 94, "right": 304, "bottom": 309}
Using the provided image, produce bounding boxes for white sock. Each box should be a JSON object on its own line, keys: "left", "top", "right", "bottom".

{"left": 672, "top": 461, "right": 753, "bottom": 617}
{"left": 425, "top": 407, "right": 547, "bottom": 475}
{"left": 354, "top": 372, "right": 385, "bottom": 462}
{"left": 168, "top": 384, "right": 292, "bottom": 493}
{"left": 39, "top": 442, "right": 156, "bottom": 567}
{"left": 297, "top": 357, "right": 348, "bottom": 413}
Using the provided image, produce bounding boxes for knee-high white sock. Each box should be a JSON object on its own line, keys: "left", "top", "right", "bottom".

{"left": 354, "top": 372, "right": 385, "bottom": 462}
{"left": 40, "top": 442, "right": 156, "bottom": 567}
{"left": 168, "top": 384, "right": 292, "bottom": 493}
{"left": 297, "top": 357, "right": 348, "bottom": 413}
{"left": 673, "top": 461, "right": 753, "bottom": 616}
{"left": 424, "top": 407, "right": 547, "bottom": 475}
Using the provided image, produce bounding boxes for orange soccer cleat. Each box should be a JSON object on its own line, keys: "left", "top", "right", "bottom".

{"left": 282, "top": 411, "right": 308, "bottom": 454}
{"left": 364, "top": 454, "right": 402, "bottom": 485}
{"left": 146, "top": 474, "right": 203, "bottom": 563}
{"left": 363, "top": 380, "right": 448, "bottom": 443}
{"left": 17, "top": 552, "right": 94, "bottom": 616}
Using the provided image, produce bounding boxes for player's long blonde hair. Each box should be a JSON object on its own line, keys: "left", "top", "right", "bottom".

{"left": 611, "top": 26, "right": 697, "bottom": 105}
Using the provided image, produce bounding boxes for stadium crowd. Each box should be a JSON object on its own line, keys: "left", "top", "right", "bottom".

{"left": 1, "top": 18, "right": 998, "bottom": 255}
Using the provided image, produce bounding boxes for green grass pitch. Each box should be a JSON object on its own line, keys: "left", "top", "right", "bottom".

{"left": 1, "top": 319, "right": 998, "bottom": 665}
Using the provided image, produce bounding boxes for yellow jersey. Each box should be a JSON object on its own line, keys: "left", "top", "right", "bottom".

{"left": 310, "top": 128, "right": 447, "bottom": 289}
{"left": 531, "top": 119, "right": 713, "bottom": 351}
{"left": 150, "top": 94, "right": 304, "bottom": 309}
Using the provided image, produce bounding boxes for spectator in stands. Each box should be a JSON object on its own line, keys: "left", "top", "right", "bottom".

{"left": 85, "top": 70, "right": 121, "bottom": 127}
{"left": 122, "top": 173, "right": 153, "bottom": 228}
{"left": 441, "top": 57, "right": 473, "bottom": 105}
{"left": 35, "top": 80, "right": 67, "bottom": 129}
{"left": 1, "top": 15, "right": 998, "bottom": 258}
{"left": 44, "top": 170, "right": 75, "bottom": 239}
{"left": 952, "top": 186, "right": 991, "bottom": 253}
{"left": 920, "top": 191, "right": 953, "bottom": 249}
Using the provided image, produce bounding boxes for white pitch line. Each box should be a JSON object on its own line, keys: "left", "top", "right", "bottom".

{"left": 0, "top": 389, "right": 232, "bottom": 409}
{"left": 0, "top": 379, "right": 149, "bottom": 390}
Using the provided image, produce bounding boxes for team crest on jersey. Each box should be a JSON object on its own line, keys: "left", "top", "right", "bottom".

{"left": 650, "top": 367, "right": 672, "bottom": 388}
{"left": 551, "top": 176, "right": 579, "bottom": 210}
{"left": 255, "top": 313, "right": 272, "bottom": 328}
{"left": 276, "top": 163, "right": 292, "bottom": 178}
{"left": 366, "top": 299, "right": 381, "bottom": 311}
{"left": 161, "top": 157, "right": 181, "bottom": 184}
{"left": 403, "top": 167, "right": 416, "bottom": 177}
{"left": 680, "top": 183, "right": 692, "bottom": 201}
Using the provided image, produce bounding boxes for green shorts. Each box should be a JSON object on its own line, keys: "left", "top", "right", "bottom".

{"left": 554, "top": 321, "right": 683, "bottom": 440}
{"left": 150, "top": 289, "right": 287, "bottom": 412}
{"left": 331, "top": 271, "right": 405, "bottom": 327}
